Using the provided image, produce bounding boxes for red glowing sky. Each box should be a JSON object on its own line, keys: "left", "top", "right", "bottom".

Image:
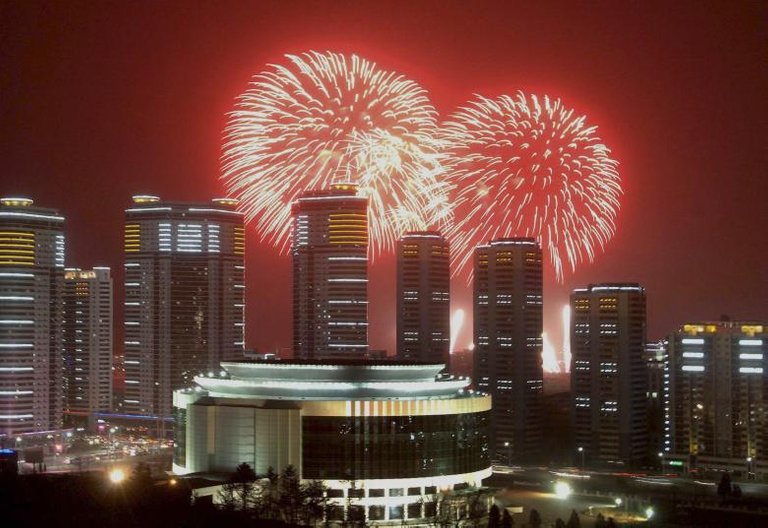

{"left": 2, "top": 2, "right": 767, "bottom": 359}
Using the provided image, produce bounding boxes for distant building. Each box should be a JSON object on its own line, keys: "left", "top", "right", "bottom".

{"left": 173, "top": 360, "right": 491, "bottom": 523}
{"left": 473, "top": 238, "right": 543, "bottom": 461}
{"left": 63, "top": 267, "right": 113, "bottom": 425}
{"left": 666, "top": 320, "right": 767, "bottom": 477}
{"left": 0, "top": 197, "right": 65, "bottom": 435}
{"left": 292, "top": 184, "right": 369, "bottom": 360}
{"left": 122, "top": 195, "right": 245, "bottom": 422}
{"left": 570, "top": 283, "right": 648, "bottom": 467}
{"left": 396, "top": 231, "right": 450, "bottom": 365}
{"left": 646, "top": 340, "right": 666, "bottom": 458}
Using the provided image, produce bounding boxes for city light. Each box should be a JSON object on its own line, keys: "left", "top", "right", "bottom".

{"left": 645, "top": 506, "right": 655, "bottom": 520}
{"left": 449, "top": 309, "right": 465, "bottom": 355}
{"left": 108, "top": 468, "right": 125, "bottom": 484}
{"left": 554, "top": 481, "right": 572, "bottom": 499}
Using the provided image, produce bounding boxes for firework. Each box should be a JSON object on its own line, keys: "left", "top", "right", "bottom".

{"left": 222, "top": 51, "right": 451, "bottom": 256}
{"left": 440, "top": 92, "right": 621, "bottom": 280}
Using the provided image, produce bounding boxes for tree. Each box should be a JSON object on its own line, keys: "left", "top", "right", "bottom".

{"left": 300, "top": 479, "right": 328, "bottom": 526}
{"left": 606, "top": 517, "right": 616, "bottom": 528}
{"left": 566, "top": 509, "right": 581, "bottom": 528}
{"left": 528, "top": 508, "right": 542, "bottom": 528}
{"left": 594, "top": 513, "right": 606, "bottom": 528}
{"left": 732, "top": 484, "right": 743, "bottom": 499}
{"left": 218, "top": 462, "right": 257, "bottom": 512}
{"left": 255, "top": 466, "right": 280, "bottom": 519}
{"left": 501, "top": 509, "right": 513, "bottom": 528}
{"left": 555, "top": 519, "right": 565, "bottom": 528}
{"left": 488, "top": 504, "right": 501, "bottom": 528}
{"left": 717, "top": 473, "right": 732, "bottom": 499}
{"left": 278, "top": 465, "right": 302, "bottom": 524}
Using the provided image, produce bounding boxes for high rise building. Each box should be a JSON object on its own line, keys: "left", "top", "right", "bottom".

{"left": 396, "top": 231, "right": 450, "bottom": 364}
{"left": 473, "top": 238, "right": 543, "bottom": 460}
{"left": 0, "top": 197, "right": 65, "bottom": 435}
{"left": 122, "top": 195, "right": 245, "bottom": 420}
{"left": 665, "top": 320, "right": 767, "bottom": 476}
{"left": 645, "top": 340, "right": 667, "bottom": 459}
{"left": 570, "top": 283, "right": 648, "bottom": 467}
{"left": 62, "top": 267, "right": 113, "bottom": 425}
{"left": 292, "top": 184, "right": 368, "bottom": 359}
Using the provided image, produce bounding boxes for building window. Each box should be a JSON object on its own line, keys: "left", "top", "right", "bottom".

{"left": 407, "top": 503, "right": 422, "bottom": 519}
{"left": 389, "top": 506, "right": 404, "bottom": 520}
{"left": 369, "top": 506, "right": 385, "bottom": 520}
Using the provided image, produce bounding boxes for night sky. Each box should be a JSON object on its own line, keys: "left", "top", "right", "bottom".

{"left": 2, "top": 1, "right": 766, "bottom": 360}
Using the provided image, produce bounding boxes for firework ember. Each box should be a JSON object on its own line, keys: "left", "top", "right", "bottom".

{"left": 222, "top": 50, "right": 451, "bottom": 256}
{"left": 440, "top": 92, "right": 622, "bottom": 281}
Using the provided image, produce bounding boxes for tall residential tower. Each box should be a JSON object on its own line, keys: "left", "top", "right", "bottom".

{"left": 122, "top": 196, "right": 245, "bottom": 420}
{"left": 62, "top": 267, "right": 113, "bottom": 425}
{"left": 473, "top": 238, "right": 544, "bottom": 461}
{"left": 570, "top": 283, "right": 648, "bottom": 467}
{"left": 292, "top": 184, "right": 369, "bottom": 359}
{"left": 0, "top": 197, "right": 65, "bottom": 435}
{"left": 666, "top": 320, "right": 767, "bottom": 476}
{"left": 396, "top": 232, "right": 450, "bottom": 364}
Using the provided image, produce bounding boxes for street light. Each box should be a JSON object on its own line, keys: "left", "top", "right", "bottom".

{"left": 578, "top": 446, "right": 585, "bottom": 472}
{"left": 554, "top": 481, "right": 573, "bottom": 499}
{"left": 658, "top": 451, "right": 665, "bottom": 472}
{"left": 504, "top": 441, "right": 511, "bottom": 464}
{"left": 109, "top": 468, "right": 125, "bottom": 484}
{"left": 747, "top": 457, "right": 753, "bottom": 479}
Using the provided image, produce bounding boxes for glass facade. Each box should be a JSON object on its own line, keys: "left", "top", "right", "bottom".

{"left": 302, "top": 411, "right": 490, "bottom": 480}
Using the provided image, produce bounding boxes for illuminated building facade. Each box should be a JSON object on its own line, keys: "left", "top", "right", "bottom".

{"left": 396, "top": 231, "right": 450, "bottom": 365}
{"left": 0, "top": 197, "right": 65, "bottom": 434}
{"left": 63, "top": 267, "right": 113, "bottom": 424}
{"left": 570, "top": 284, "right": 648, "bottom": 467}
{"left": 122, "top": 196, "right": 245, "bottom": 420}
{"left": 173, "top": 361, "right": 491, "bottom": 523}
{"left": 645, "top": 340, "right": 666, "bottom": 457}
{"left": 292, "top": 184, "right": 368, "bottom": 360}
{"left": 666, "top": 321, "right": 767, "bottom": 476}
{"left": 473, "top": 238, "right": 543, "bottom": 461}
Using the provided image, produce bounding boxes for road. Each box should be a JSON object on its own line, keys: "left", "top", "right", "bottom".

{"left": 489, "top": 465, "right": 768, "bottom": 526}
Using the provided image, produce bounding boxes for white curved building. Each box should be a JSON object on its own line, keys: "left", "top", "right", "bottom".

{"left": 173, "top": 360, "right": 491, "bottom": 523}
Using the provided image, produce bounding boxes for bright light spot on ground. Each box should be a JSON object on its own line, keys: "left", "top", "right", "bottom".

{"left": 109, "top": 468, "right": 125, "bottom": 484}
{"left": 554, "top": 481, "right": 572, "bottom": 499}
{"left": 645, "top": 506, "right": 654, "bottom": 519}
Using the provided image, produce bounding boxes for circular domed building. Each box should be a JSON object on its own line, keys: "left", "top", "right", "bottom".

{"left": 173, "top": 360, "right": 491, "bottom": 523}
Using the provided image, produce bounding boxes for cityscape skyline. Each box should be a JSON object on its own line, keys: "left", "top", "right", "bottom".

{"left": 2, "top": 3, "right": 767, "bottom": 525}
{"left": 2, "top": 3, "right": 765, "bottom": 360}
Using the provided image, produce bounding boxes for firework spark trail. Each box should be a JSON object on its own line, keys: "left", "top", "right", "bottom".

{"left": 440, "top": 91, "right": 622, "bottom": 281}
{"left": 222, "top": 51, "right": 452, "bottom": 256}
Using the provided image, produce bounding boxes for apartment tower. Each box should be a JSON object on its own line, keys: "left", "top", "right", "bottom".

{"left": 396, "top": 231, "right": 450, "bottom": 365}
{"left": 292, "top": 184, "right": 368, "bottom": 359}
{"left": 473, "top": 238, "right": 544, "bottom": 461}
{"left": 122, "top": 195, "right": 245, "bottom": 419}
